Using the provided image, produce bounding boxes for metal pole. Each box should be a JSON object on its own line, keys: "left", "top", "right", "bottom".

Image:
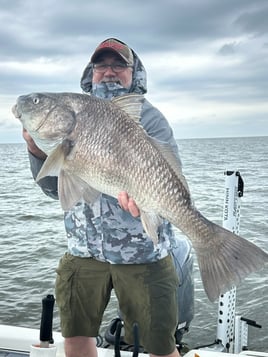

{"left": 216, "top": 171, "right": 244, "bottom": 353}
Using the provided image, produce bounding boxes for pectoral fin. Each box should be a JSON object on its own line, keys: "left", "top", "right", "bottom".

{"left": 36, "top": 140, "right": 74, "bottom": 182}
{"left": 58, "top": 170, "right": 100, "bottom": 210}
{"left": 140, "top": 211, "right": 163, "bottom": 245}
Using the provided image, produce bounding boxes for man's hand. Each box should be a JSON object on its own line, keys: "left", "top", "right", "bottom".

{"left": 22, "top": 128, "right": 47, "bottom": 160}
{"left": 118, "top": 191, "right": 140, "bottom": 217}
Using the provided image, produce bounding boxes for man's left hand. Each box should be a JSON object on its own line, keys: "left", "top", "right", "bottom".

{"left": 118, "top": 191, "right": 140, "bottom": 217}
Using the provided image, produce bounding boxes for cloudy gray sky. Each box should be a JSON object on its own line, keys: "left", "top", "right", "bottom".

{"left": 1, "top": 0, "right": 268, "bottom": 142}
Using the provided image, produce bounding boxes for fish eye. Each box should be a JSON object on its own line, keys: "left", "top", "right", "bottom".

{"left": 33, "top": 96, "right": 40, "bottom": 104}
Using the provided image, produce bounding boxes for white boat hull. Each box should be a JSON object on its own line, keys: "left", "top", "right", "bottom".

{"left": 0, "top": 325, "right": 267, "bottom": 357}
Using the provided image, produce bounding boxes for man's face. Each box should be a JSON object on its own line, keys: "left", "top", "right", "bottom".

{"left": 92, "top": 52, "right": 133, "bottom": 89}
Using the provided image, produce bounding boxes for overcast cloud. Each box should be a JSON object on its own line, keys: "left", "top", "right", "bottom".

{"left": 1, "top": 0, "right": 268, "bottom": 142}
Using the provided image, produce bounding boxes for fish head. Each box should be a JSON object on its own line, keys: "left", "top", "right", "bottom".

{"left": 12, "top": 93, "right": 77, "bottom": 150}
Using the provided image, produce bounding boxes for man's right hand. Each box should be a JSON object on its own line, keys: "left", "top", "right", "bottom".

{"left": 22, "top": 128, "right": 47, "bottom": 160}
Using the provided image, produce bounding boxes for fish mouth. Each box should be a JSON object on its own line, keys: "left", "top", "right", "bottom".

{"left": 11, "top": 103, "right": 45, "bottom": 133}
{"left": 12, "top": 104, "right": 21, "bottom": 119}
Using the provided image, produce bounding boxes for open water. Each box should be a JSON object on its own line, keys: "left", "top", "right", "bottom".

{"left": 0, "top": 136, "right": 267, "bottom": 352}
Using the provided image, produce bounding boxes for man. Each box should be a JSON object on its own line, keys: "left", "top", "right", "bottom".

{"left": 23, "top": 38, "right": 183, "bottom": 357}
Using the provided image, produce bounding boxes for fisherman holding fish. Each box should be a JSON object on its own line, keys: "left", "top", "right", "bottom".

{"left": 17, "top": 38, "right": 268, "bottom": 357}
{"left": 22, "top": 39, "right": 183, "bottom": 357}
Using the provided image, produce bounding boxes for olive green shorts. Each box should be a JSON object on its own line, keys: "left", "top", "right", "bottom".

{"left": 55, "top": 253, "right": 179, "bottom": 355}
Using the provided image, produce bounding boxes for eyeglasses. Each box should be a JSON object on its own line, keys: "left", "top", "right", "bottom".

{"left": 93, "top": 63, "right": 133, "bottom": 73}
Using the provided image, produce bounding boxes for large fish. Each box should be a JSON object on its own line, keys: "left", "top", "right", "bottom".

{"left": 12, "top": 92, "right": 268, "bottom": 302}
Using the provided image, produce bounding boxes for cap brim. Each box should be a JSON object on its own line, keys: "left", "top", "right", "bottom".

{"left": 91, "top": 48, "right": 129, "bottom": 64}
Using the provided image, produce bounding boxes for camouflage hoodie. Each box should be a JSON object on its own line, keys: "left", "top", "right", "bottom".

{"left": 28, "top": 43, "right": 181, "bottom": 264}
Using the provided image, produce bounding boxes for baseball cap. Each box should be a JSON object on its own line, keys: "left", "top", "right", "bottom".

{"left": 91, "top": 38, "right": 134, "bottom": 66}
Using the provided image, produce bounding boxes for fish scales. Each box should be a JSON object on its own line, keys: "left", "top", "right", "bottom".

{"left": 12, "top": 92, "right": 268, "bottom": 302}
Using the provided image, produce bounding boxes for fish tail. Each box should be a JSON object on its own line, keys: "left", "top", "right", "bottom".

{"left": 195, "top": 224, "right": 268, "bottom": 302}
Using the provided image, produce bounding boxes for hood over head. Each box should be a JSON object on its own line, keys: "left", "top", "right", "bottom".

{"left": 80, "top": 38, "right": 147, "bottom": 96}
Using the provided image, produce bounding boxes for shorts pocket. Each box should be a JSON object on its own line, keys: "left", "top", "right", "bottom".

{"left": 55, "top": 260, "right": 75, "bottom": 313}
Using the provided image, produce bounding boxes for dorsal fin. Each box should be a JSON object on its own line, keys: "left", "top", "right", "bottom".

{"left": 149, "top": 137, "right": 190, "bottom": 192}
{"left": 111, "top": 94, "right": 144, "bottom": 123}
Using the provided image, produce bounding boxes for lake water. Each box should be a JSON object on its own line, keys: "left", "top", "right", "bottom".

{"left": 0, "top": 136, "right": 267, "bottom": 351}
